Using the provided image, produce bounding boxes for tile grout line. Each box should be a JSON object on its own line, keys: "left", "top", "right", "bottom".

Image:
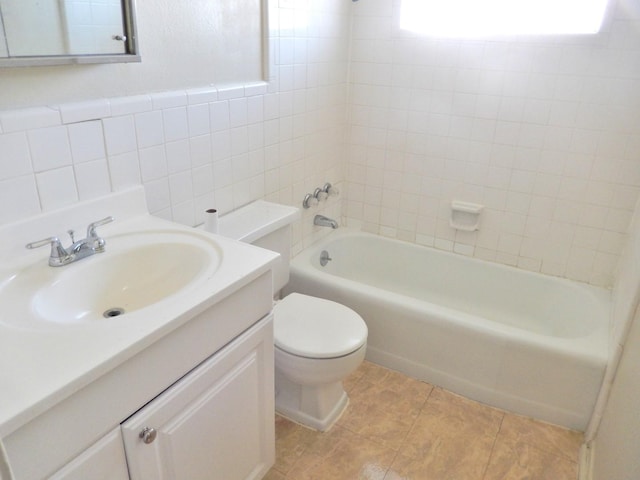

{"left": 480, "top": 410, "right": 507, "bottom": 480}
{"left": 381, "top": 381, "right": 436, "bottom": 480}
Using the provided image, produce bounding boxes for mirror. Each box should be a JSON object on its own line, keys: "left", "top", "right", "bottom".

{"left": 0, "top": 0, "right": 139, "bottom": 67}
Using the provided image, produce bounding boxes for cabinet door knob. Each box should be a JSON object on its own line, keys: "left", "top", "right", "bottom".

{"left": 139, "top": 426, "right": 157, "bottom": 444}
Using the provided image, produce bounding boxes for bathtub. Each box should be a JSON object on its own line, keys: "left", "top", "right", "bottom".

{"left": 284, "top": 229, "right": 610, "bottom": 430}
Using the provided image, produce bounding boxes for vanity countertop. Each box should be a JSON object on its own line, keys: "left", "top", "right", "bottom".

{"left": 0, "top": 189, "right": 279, "bottom": 438}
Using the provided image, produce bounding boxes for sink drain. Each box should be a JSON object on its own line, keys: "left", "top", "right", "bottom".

{"left": 103, "top": 307, "right": 125, "bottom": 318}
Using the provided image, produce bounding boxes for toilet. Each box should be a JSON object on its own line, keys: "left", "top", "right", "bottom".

{"left": 218, "top": 201, "right": 367, "bottom": 431}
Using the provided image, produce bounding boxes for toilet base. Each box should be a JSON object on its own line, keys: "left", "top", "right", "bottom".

{"left": 275, "top": 371, "right": 349, "bottom": 431}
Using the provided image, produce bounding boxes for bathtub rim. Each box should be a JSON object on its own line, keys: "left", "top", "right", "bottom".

{"left": 290, "top": 227, "right": 610, "bottom": 366}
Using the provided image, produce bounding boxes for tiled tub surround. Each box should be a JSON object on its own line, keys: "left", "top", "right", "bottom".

{"left": 345, "top": 0, "right": 640, "bottom": 287}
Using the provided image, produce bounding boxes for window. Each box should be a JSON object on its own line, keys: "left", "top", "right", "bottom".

{"left": 400, "top": 0, "right": 608, "bottom": 36}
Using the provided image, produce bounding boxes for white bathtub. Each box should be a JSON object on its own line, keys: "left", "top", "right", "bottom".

{"left": 284, "top": 229, "right": 610, "bottom": 430}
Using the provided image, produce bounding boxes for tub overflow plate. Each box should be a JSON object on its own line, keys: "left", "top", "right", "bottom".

{"left": 320, "top": 250, "right": 332, "bottom": 267}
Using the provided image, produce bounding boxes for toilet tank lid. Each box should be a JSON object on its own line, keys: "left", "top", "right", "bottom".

{"left": 218, "top": 200, "right": 300, "bottom": 243}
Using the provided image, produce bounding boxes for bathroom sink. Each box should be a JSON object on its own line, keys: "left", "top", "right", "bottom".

{"left": 0, "top": 230, "right": 222, "bottom": 329}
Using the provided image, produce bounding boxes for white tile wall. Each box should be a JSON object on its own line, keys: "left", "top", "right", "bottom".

{"left": 0, "top": 0, "right": 351, "bottom": 256}
{"left": 2, "top": 0, "right": 639, "bottom": 286}
{"left": 0, "top": 132, "right": 32, "bottom": 180}
{"left": 28, "top": 126, "right": 72, "bottom": 172}
{"left": 74, "top": 159, "right": 111, "bottom": 200}
{"left": 345, "top": 0, "right": 640, "bottom": 287}
{"left": 68, "top": 120, "right": 106, "bottom": 163}
{"left": 0, "top": 175, "right": 40, "bottom": 225}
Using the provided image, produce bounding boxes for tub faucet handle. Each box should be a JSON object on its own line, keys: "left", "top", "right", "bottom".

{"left": 314, "top": 187, "right": 328, "bottom": 202}
{"left": 303, "top": 193, "right": 319, "bottom": 209}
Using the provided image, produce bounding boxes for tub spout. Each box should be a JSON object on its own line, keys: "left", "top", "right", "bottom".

{"left": 314, "top": 214, "right": 338, "bottom": 229}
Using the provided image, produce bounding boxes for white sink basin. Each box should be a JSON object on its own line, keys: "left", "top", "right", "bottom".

{"left": 0, "top": 187, "right": 281, "bottom": 443}
{"left": 0, "top": 230, "right": 222, "bottom": 329}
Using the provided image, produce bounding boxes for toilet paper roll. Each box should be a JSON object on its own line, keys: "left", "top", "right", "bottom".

{"left": 204, "top": 208, "right": 219, "bottom": 234}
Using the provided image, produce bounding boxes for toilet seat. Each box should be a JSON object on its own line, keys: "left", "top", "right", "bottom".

{"left": 273, "top": 293, "right": 368, "bottom": 359}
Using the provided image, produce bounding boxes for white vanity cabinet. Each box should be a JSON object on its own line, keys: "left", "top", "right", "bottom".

{"left": 47, "top": 316, "right": 274, "bottom": 480}
{"left": 48, "top": 429, "right": 129, "bottom": 480}
{"left": 2, "top": 272, "right": 276, "bottom": 480}
{"left": 121, "top": 315, "right": 274, "bottom": 480}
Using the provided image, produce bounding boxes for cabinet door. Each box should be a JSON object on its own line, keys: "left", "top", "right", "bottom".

{"left": 121, "top": 316, "right": 274, "bottom": 480}
{"left": 48, "top": 428, "right": 129, "bottom": 480}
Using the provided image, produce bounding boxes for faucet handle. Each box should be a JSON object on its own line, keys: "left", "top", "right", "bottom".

{"left": 314, "top": 187, "right": 328, "bottom": 202}
{"left": 322, "top": 183, "right": 339, "bottom": 197}
{"left": 86, "top": 216, "right": 114, "bottom": 239}
{"left": 303, "top": 193, "right": 319, "bottom": 209}
{"left": 26, "top": 236, "right": 70, "bottom": 265}
{"left": 26, "top": 236, "right": 61, "bottom": 250}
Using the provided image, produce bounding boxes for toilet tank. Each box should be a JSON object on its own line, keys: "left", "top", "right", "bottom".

{"left": 218, "top": 201, "right": 300, "bottom": 292}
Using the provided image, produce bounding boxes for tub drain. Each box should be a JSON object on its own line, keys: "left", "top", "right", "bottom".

{"left": 103, "top": 307, "right": 125, "bottom": 318}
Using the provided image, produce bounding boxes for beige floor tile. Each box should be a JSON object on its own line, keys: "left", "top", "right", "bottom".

{"left": 392, "top": 388, "right": 504, "bottom": 479}
{"left": 498, "top": 413, "right": 583, "bottom": 461}
{"left": 390, "top": 427, "right": 496, "bottom": 479}
{"left": 353, "top": 361, "right": 389, "bottom": 382}
{"left": 350, "top": 368, "right": 433, "bottom": 418}
{"left": 337, "top": 365, "right": 433, "bottom": 450}
{"left": 284, "top": 425, "right": 397, "bottom": 480}
{"left": 402, "top": 388, "right": 504, "bottom": 458}
{"left": 267, "top": 363, "right": 583, "bottom": 480}
{"left": 385, "top": 450, "right": 487, "bottom": 480}
{"left": 337, "top": 397, "right": 416, "bottom": 450}
{"left": 483, "top": 436, "right": 578, "bottom": 480}
{"left": 271, "top": 415, "right": 317, "bottom": 475}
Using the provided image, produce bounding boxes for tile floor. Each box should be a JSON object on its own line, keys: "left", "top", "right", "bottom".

{"left": 265, "top": 361, "right": 583, "bottom": 480}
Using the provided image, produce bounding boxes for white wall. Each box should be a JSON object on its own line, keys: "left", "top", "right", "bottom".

{"left": 590, "top": 303, "right": 640, "bottom": 479}
{"left": 0, "top": 0, "right": 352, "bottom": 254}
{"left": 0, "top": 0, "right": 265, "bottom": 108}
{"left": 584, "top": 191, "right": 640, "bottom": 478}
{"left": 0, "top": 17, "right": 7, "bottom": 57}
{"left": 344, "top": 0, "right": 640, "bottom": 287}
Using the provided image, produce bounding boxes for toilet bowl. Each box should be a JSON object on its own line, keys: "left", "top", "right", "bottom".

{"left": 273, "top": 293, "right": 367, "bottom": 431}
{"left": 217, "top": 200, "right": 367, "bottom": 431}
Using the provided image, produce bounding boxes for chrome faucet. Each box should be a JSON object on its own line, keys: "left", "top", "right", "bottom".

{"left": 26, "top": 216, "right": 114, "bottom": 267}
{"left": 314, "top": 214, "right": 338, "bottom": 229}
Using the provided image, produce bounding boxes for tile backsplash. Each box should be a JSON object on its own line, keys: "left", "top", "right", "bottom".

{"left": 0, "top": 0, "right": 353, "bottom": 256}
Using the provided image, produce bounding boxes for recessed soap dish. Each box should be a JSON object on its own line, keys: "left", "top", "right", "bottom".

{"left": 450, "top": 201, "right": 483, "bottom": 231}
